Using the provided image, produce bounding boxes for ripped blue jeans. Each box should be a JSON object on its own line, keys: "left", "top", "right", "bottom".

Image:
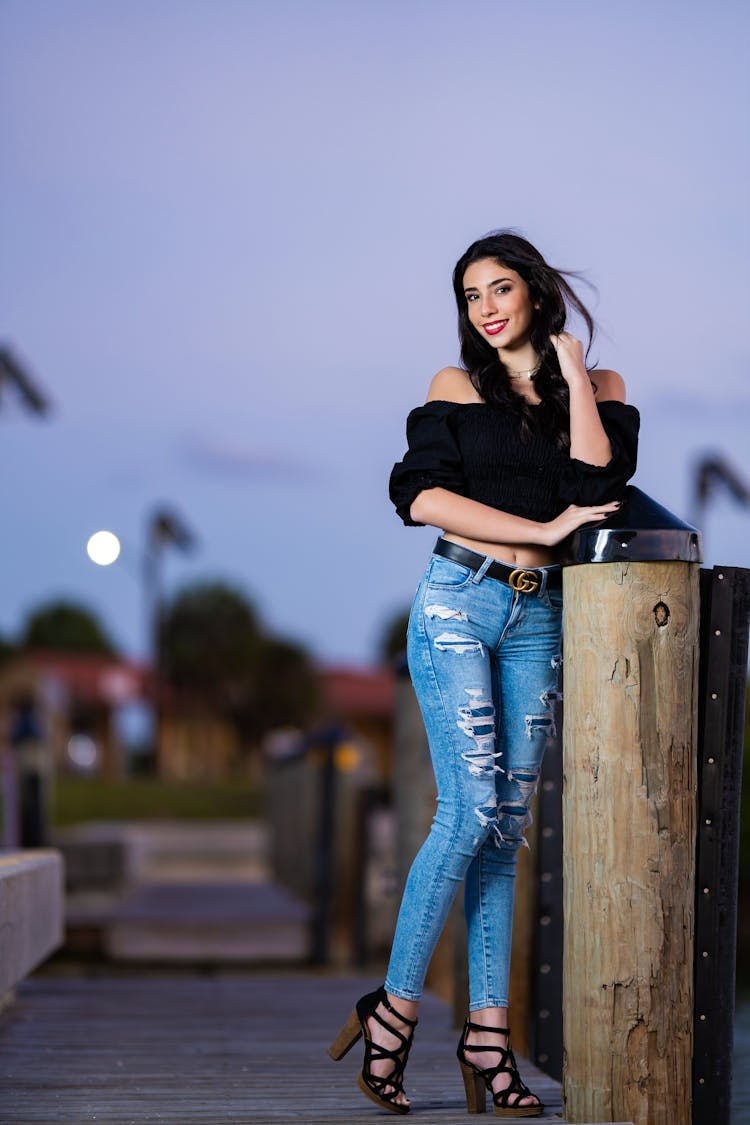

{"left": 385, "top": 547, "right": 563, "bottom": 1011}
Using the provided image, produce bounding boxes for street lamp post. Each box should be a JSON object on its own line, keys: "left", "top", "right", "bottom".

{"left": 87, "top": 507, "right": 197, "bottom": 776}
{"left": 1, "top": 344, "right": 50, "bottom": 846}
{"left": 142, "top": 507, "right": 197, "bottom": 776}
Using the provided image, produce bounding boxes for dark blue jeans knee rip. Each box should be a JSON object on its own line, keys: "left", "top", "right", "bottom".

{"left": 457, "top": 686, "right": 500, "bottom": 780}
{"left": 496, "top": 765, "right": 541, "bottom": 851}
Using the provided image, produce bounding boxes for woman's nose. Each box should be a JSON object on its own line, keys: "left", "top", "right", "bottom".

{"left": 479, "top": 293, "right": 497, "bottom": 316}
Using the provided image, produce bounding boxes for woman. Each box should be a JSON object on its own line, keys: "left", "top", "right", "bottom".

{"left": 328, "top": 230, "right": 639, "bottom": 1116}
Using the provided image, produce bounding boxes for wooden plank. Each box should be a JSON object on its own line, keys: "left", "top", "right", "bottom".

{"left": 0, "top": 973, "right": 568, "bottom": 1123}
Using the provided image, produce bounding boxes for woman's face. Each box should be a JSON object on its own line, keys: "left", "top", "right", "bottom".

{"left": 462, "top": 258, "right": 536, "bottom": 352}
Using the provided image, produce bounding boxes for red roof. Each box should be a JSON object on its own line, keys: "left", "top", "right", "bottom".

{"left": 17, "top": 652, "right": 395, "bottom": 718}
{"left": 318, "top": 664, "right": 395, "bottom": 720}
{"left": 23, "top": 650, "right": 149, "bottom": 705}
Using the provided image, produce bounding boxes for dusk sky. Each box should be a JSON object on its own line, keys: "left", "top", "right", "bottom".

{"left": 2, "top": 1, "right": 749, "bottom": 667}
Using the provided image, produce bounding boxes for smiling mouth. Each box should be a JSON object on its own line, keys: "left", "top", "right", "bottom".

{"left": 482, "top": 319, "right": 509, "bottom": 336}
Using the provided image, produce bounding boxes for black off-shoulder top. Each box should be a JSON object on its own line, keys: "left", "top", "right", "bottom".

{"left": 388, "top": 399, "right": 640, "bottom": 526}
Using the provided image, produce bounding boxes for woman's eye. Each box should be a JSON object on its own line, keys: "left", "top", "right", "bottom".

{"left": 466, "top": 294, "right": 478, "bottom": 302}
{"left": 496, "top": 286, "right": 510, "bottom": 295}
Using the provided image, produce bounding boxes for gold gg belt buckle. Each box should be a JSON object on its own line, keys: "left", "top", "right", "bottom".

{"left": 508, "top": 567, "right": 540, "bottom": 594}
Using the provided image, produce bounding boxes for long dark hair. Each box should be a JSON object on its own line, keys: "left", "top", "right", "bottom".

{"left": 452, "top": 230, "right": 597, "bottom": 448}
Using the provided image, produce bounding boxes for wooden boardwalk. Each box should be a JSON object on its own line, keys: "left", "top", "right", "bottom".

{"left": 0, "top": 971, "right": 565, "bottom": 1124}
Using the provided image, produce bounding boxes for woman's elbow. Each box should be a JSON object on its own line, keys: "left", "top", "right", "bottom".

{"left": 409, "top": 487, "right": 441, "bottom": 524}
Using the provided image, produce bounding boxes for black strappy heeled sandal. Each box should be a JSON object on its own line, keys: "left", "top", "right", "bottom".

{"left": 457, "top": 1019, "right": 544, "bottom": 1117}
{"left": 328, "top": 986, "right": 418, "bottom": 1115}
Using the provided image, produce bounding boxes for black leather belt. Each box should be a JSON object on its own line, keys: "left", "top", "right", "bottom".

{"left": 433, "top": 538, "right": 562, "bottom": 595}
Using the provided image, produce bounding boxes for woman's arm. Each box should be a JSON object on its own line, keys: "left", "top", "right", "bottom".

{"left": 410, "top": 486, "right": 620, "bottom": 548}
{"left": 551, "top": 333, "right": 627, "bottom": 466}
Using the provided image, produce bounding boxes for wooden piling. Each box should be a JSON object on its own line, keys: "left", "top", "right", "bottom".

{"left": 562, "top": 560, "right": 700, "bottom": 1125}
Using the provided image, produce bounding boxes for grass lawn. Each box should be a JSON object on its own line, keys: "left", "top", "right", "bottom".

{"left": 52, "top": 775, "right": 263, "bottom": 825}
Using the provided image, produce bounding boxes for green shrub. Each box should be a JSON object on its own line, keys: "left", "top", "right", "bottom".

{"left": 52, "top": 776, "right": 262, "bottom": 825}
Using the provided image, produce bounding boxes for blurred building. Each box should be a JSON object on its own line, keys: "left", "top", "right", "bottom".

{"left": 158, "top": 662, "right": 396, "bottom": 784}
{"left": 318, "top": 664, "right": 396, "bottom": 782}
{"left": 0, "top": 649, "right": 148, "bottom": 780}
{"left": 0, "top": 652, "right": 396, "bottom": 785}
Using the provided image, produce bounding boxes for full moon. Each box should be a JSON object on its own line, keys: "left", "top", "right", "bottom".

{"left": 87, "top": 530, "right": 121, "bottom": 566}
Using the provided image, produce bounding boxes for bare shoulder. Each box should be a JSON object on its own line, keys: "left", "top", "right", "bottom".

{"left": 590, "top": 368, "right": 627, "bottom": 403}
{"left": 425, "top": 366, "right": 482, "bottom": 404}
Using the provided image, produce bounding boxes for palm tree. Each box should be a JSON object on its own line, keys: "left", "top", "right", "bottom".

{"left": 378, "top": 607, "right": 411, "bottom": 665}
{"left": 159, "top": 581, "right": 318, "bottom": 745}
{"left": 21, "top": 601, "right": 115, "bottom": 655}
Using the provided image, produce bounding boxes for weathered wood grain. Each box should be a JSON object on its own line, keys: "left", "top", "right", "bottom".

{"left": 562, "top": 561, "right": 699, "bottom": 1125}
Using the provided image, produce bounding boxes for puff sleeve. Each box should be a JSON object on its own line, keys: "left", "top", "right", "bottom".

{"left": 389, "top": 402, "right": 466, "bottom": 526}
{"left": 557, "top": 401, "right": 640, "bottom": 505}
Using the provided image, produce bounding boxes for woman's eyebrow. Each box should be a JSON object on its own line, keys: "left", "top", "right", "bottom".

{"left": 464, "top": 277, "right": 514, "bottom": 293}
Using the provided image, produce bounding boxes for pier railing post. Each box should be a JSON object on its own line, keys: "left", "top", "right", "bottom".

{"left": 561, "top": 487, "right": 702, "bottom": 1125}
{"left": 692, "top": 565, "right": 750, "bottom": 1122}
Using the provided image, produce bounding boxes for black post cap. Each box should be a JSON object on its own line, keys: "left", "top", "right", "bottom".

{"left": 569, "top": 486, "right": 703, "bottom": 564}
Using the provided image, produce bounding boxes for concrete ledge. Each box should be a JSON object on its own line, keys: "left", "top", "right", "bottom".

{"left": 52, "top": 820, "right": 268, "bottom": 885}
{"left": 0, "top": 849, "right": 64, "bottom": 997}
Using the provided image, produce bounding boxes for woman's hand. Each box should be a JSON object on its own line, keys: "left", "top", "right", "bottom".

{"left": 539, "top": 501, "right": 621, "bottom": 546}
{"left": 549, "top": 331, "right": 589, "bottom": 386}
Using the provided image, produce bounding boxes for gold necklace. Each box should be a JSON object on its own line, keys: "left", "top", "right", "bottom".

{"left": 507, "top": 364, "right": 540, "bottom": 380}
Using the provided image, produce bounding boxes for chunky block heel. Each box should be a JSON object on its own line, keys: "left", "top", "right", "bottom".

{"left": 459, "top": 1059, "right": 488, "bottom": 1113}
{"left": 456, "top": 1020, "right": 543, "bottom": 1118}
{"left": 328, "top": 986, "right": 417, "bottom": 1115}
{"left": 327, "top": 1010, "right": 362, "bottom": 1061}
